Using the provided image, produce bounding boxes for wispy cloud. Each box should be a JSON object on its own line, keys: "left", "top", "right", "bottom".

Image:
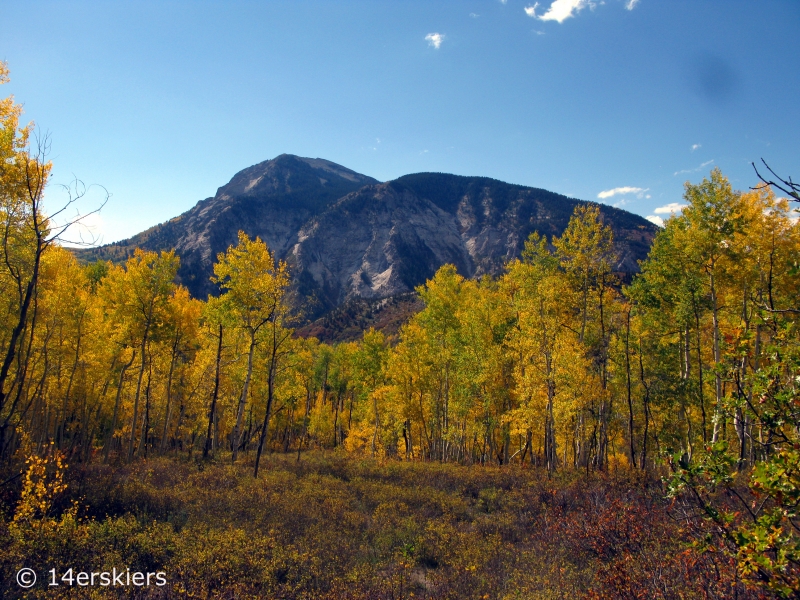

{"left": 674, "top": 159, "right": 714, "bottom": 176}
{"left": 646, "top": 215, "right": 664, "bottom": 227}
{"left": 691, "top": 143, "right": 701, "bottom": 152}
{"left": 598, "top": 186, "right": 649, "bottom": 200}
{"left": 425, "top": 33, "right": 445, "bottom": 49}
{"left": 625, "top": 0, "right": 640, "bottom": 10}
{"left": 654, "top": 202, "right": 687, "bottom": 214}
{"left": 525, "top": 0, "right": 593, "bottom": 23}
{"left": 469, "top": 12, "right": 480, "bottom": 18}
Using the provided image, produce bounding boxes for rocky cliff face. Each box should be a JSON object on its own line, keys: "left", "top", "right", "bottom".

{"left": 75, "top": 155, "right": 657, "bottom": 319}
{"left": 289, "top": 174, "right": 655, "bottom": 315}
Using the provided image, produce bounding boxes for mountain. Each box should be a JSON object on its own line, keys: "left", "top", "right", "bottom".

{"left": 76, "top": 154, "right": 378, "bottom": 300}
{"left": 74, "top": 155, "right": 658, "bottom": 321}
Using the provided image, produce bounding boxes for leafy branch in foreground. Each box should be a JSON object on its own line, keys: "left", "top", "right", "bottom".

{"left": 668, "top": 295, "right": 800, "bottom": 596}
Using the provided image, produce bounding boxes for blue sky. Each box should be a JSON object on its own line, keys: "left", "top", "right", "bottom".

{"left": 1, "top": 0, "right": 798, "bottom": 243}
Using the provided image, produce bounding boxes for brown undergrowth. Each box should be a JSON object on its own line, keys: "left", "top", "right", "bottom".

{"left": 0, "top": 453, "right": 767, "bottom": 599}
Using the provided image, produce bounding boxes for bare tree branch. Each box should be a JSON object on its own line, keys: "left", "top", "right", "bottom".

{"left": 47, "top": 178, "right": 109, "bottom": 247}
{"left": 752, "top": 158, "right": 800, "bottom": 202}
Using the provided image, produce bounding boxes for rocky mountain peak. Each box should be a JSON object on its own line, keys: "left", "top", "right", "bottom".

{"left": 214, "top": 154, "right": 378, "bottom": 208}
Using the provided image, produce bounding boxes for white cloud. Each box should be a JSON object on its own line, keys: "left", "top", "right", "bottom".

{"left": 654, "top": 203, "right": 687, "bottom": 214}
{"left": 524, "top": 3, "right": 539, "bottom": 17}
{"left": 674, "top": 159, "right": 714, "bottom": 176}
{"left": 525, "top": 0, "right": 592, "bottom": 23}
{"left": 625, "top": 0, "right": 640, "bottom": 10}
{"left": 646, "top": 202, "right": 686, "bottom": 227}
{"left": 691, "top": 143, "right": 701, "bottom": 152}
{"left": 646, "top": 215, "right": 664, "bottom": 227}
{"left": 425, "top": 33, "right": 445, "bottom": 49}
{"left": 597, "top": 186, "right": 648, "bottom": 199}
{"left": 469, "top": 13, "right": 480, "bottom": 18}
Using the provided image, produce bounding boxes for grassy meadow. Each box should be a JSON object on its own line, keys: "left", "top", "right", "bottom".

{"left": 0, "top": 451, "right": 761, "bottom": 599}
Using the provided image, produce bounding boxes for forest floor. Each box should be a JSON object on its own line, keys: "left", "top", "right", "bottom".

{"left": 0, "top": 452, "right": 766, "bottom": 599}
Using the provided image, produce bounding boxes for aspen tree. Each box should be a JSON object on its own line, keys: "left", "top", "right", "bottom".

{"left": 100, "top": 250, "right": 178, "bottom": 462}
{"left": 350, "top": 329, "right": 387, "bottom": 457}
{"left": 0, "top": 63, "right": 50, "bottom": 446}
{"left": 252, "top": 294, "right": 293, "bottom": 477}
{"left": 294, "top": 336, "right": 319, "bottom": 460}
{"left": 505, "top": 236, "right": 580, "bottom": 472}
{"left": 201, "top": 298, "right": 226, "bottom": 460}
{"left": 413, "top": 266, "right": 463, "bottom": 461}
{"left": 159, "top": 286, "right": 201, "bottom": 453}
{"left": 681, "top": 168, "right": 743, "bottom": 443}
{"left": 212, "top": 232, "right": 289, "bottom": 462}
{"left": 0, "top": 64, "right": 105, "bottom": 456}
{"left": 553, "top": 206, "right": 615, "bottom": 469}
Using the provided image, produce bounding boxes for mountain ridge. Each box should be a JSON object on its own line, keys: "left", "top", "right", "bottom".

{"left": 73, "top": 155, "right": 658, "bottom": 322}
